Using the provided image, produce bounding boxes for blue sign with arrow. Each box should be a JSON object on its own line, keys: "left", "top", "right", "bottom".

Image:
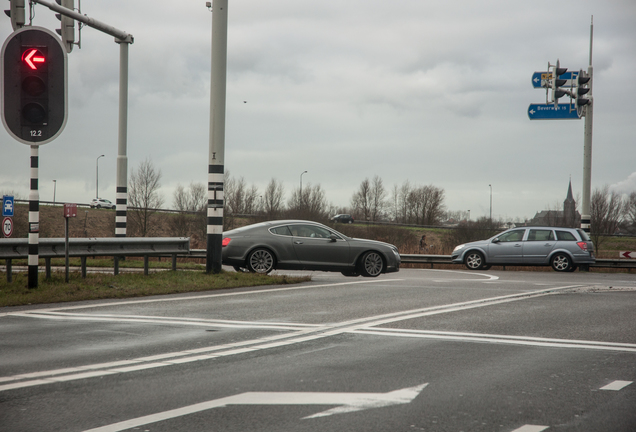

{"left": 528, "top": 103, "right": 580, "bottom": 120}
{"left": 531, "top": 71, "right": 577, "bottom": 89}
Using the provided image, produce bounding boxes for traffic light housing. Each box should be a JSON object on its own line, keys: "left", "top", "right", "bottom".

{"left": 574, "top": 70, "right": 591, "bottom": 109}
{"left": 1, "top": 26, "right": 68, "bottom": 145}
{"left": 4, "top": 0, "right": 25, "bottom": 31}
{"left": 55, "top": 0, "right": 75, "bottom": 53}
{"left": 550, "top": 60, "right": 568, "bottom": 104}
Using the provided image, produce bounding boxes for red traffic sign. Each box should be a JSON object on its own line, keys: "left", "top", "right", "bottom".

{"left": 64, "top": 203, "right": 77, "bottom": 218}
{"left": 2, "top": 217, "right": 13, "bottom": 237}
{"left": 620, "top": 251, "right": 635, "bottom": 259}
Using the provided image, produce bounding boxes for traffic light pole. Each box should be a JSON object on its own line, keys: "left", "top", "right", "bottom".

{"left": 580, "top": 19, "right": 594, "bottom": 234}
{"left": 30, "top": 0, "right": 133, "bottom": 238}
{"left": 206, "top": 0, "right": 228, "bottom": 274}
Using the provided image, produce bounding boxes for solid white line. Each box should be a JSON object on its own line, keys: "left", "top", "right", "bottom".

{"left": 600, "top": 380, "right": 633, "bottom": 391}
{"left": 353, "top": 329, "right": 636, "bottom": 353}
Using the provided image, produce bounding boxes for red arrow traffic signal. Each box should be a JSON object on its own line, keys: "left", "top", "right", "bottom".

{"left": 22, "top": 48, "right": 45, "bottom": 69}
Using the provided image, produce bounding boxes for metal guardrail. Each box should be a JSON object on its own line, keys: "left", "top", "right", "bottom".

{"left": 1, "top": 237, "right": 190, "bottom": 281}
{"left": 183, "top": 252, "right": 635, "bottom": 271}
{"left": 399, "top": 254, "right": 636, "bottom": 270}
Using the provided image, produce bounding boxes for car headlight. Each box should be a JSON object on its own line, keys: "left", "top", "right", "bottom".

{"left": 452, "top": 244, "right": 465, "bottom": 253}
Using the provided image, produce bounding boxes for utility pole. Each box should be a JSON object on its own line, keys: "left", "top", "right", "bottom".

{"left": 206, "top": 0, "right": 228, "bottom": 274}
{"left": 580, "top": 17, "right": 594, "bottom": 234}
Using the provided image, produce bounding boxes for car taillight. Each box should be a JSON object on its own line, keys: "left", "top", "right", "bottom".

{"left": 222, "top": 238, "right": 231, "bottom": 247}
{"left": 577, "top": 241, "right": 588, "bottom": 251}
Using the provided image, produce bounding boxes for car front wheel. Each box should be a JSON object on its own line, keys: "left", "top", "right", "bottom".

{"left": 359, "top": 251, "right": 384, "bottom": 277}
{"left": 465, "top": 251, "right": 486, "bottom": 270}
{"left": 247, "top": 248, "right": 275, "bottom": 274}
{"left": 551, "top": 253, "right": 572, "bottom": 272}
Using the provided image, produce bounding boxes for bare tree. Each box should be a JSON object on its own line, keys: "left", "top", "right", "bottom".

{"left": 128, "top": 158, "right": 164, "bottom": 236}
{"left": 369, "top": 175, "right": 387, "bottom": 221}
{"left": 288, "top": 183, "right": 327, "bottom": 220}
{"left": 171, "top": 182, "right": 207, "bottom": 238}
{"left": 262, "top": 178, "right": 285, "bottom": 219}
{"left": 626, "top": 192, "right": 636, "bottom": 234}
{"left": 590, "top": 185, "right": 625, "bottom": 250}
{"left": 351, "top": 178, "right": 371, "bottom": 221}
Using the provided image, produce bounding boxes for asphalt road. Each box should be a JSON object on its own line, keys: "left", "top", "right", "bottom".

{"left": 1, "top": 268, "right": 635, "bottom": 432}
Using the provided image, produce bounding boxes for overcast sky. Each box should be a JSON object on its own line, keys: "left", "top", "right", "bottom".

{"left": 2, "top": 0, "right": 635, "bottom": 221}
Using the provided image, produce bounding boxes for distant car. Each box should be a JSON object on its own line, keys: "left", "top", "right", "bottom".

{"left": 222, "top": 220, "right": 400, "bottom": 277}
{"left": 90, "top": 198, "right": 115, "bottom": 209}
{"left": 330, "top": 214, "right": 354, "bottom": 224}
{"left": 451, "top": 226, "right": 595, "bottom": 272}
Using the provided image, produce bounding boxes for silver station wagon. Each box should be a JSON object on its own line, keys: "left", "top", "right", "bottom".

{"left": 451, "top": 226, "right": 595, "bottom": 272}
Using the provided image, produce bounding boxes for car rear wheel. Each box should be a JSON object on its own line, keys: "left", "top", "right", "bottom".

{"left": 465, "top": 251, "right": 486, "bottom": 270}
{"left": 359, "top": 251, "right": 384, "bottom": 277}
{"left": 551, "top": 253, "right": 572, "bottom": 272}
{"left": 247, "top": 248, "right": 275, "bottom": 274}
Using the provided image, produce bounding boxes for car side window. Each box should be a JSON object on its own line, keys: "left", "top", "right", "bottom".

{"left": 528, "top": 229, "right": 554, "bottom": 241}
{"left": 292, "top": 225, "right": 332, "bottom": 238}
{"left": 498, "top": 230, "right": 525, "bottom": 242}
{"left": 556, "top": 230, "right": 576, "bottom": 241}
{"left": 270, "top": 226, "right": 292, "bottom": 236}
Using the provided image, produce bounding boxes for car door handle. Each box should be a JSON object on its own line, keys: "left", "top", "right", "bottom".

{"left": 294, "top": 241, "right": 303, "bottom": 245}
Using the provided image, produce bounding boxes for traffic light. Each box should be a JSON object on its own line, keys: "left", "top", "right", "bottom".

{"left": 3, "top": 0, "right": 25, "bottom": 31}
{"left": 55, "top": 0, "right": 75, "bottom": 53}
{"left": 550, "top": 60, "right": 568, "bottom": 104}
{"left": 1, "top": 26, "right": 68, "bottom": 145}
{"left": 574, "top": 70, "right": 591, "bottom": 109}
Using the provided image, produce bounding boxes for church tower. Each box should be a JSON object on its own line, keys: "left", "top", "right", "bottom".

{"left": 563, "top": 179, "right": 576, "bottom": 227}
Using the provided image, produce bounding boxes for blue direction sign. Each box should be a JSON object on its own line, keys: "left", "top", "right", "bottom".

{"left": 528, "top": 103, "right": 580, "bottom": 120}
{"left": 531, "top": 71, "right": 576, "bottom": 89}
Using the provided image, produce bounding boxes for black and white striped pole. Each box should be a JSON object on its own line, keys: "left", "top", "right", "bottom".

{"left": 206, "top": 0, "right": 228, "bottom": 274}
{"left": 28, "top": 145, "right": 40, "bottom": 288}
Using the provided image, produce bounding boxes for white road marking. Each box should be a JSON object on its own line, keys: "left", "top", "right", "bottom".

{"left": 511, "top": 426, "right": 549, "bottom": 432}
{"left": 82, "top": 383, "right": 429, "bottom": 432}
{"left": 0, "top": 284, "right": 599, "bottom": 392}
{"left": 600, "top": 380, "right": 633, "bottom": 391}
{"left": 353, "top": 328, "right": 636, "bottom": 353}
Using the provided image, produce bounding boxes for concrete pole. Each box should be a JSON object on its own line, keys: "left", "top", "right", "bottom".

{"left": 115, "top": 41, "right": 129, "bottom": 237}
{"left": 28, "top": 145, "right": 39, "bottom": 288}
{"left": 207, "top": 0, "right": 228, "bottom": 274}
{"left": 580, "top": 18, "right": 593, "bottom": 233}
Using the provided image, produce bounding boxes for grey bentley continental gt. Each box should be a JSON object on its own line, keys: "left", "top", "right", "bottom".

{"left": 222, "top": 220, "right": 401, "bottom": 277}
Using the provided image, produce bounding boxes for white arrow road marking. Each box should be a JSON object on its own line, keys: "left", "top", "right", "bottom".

{"left": 82, "top": 383, "right": 428, "bottom": 432}
{"left": 511, "top": 426, "right": 549, "bottom": 432}
{"left": 600, "top": 380, "right": 633, "bottom": 391}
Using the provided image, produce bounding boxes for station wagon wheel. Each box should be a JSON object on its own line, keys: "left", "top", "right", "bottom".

{"left": 359, "top": 251, "right": 384, "bottom": 277}
{"left": 247, "top": 248, "right": 275, "bottom": 274}
{"left": 551, "top": 253, "right": 572, "bottom": 272}
{"left": 465, "top": 251, "right": 486, "bottom": 270}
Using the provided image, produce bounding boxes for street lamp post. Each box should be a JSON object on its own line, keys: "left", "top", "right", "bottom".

{"left": 489, "top": 184, "right": 492, "bottom": 221}
{"left": 300, "top": 170, "right": 307, "bottom": 207}
{"left": 96, "top": 155, "right": 104, "bottom": 199}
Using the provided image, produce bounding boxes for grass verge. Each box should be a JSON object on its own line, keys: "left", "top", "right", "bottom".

{"left": 0, "top": 271, "right": 311, "bottom": 307}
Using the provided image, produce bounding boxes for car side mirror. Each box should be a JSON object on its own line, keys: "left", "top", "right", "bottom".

{"left": 492, "top": 238, "right": 500, "bottom": 243}
{"left": 329, "top": 234, "right": 338, "bottom": 242}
